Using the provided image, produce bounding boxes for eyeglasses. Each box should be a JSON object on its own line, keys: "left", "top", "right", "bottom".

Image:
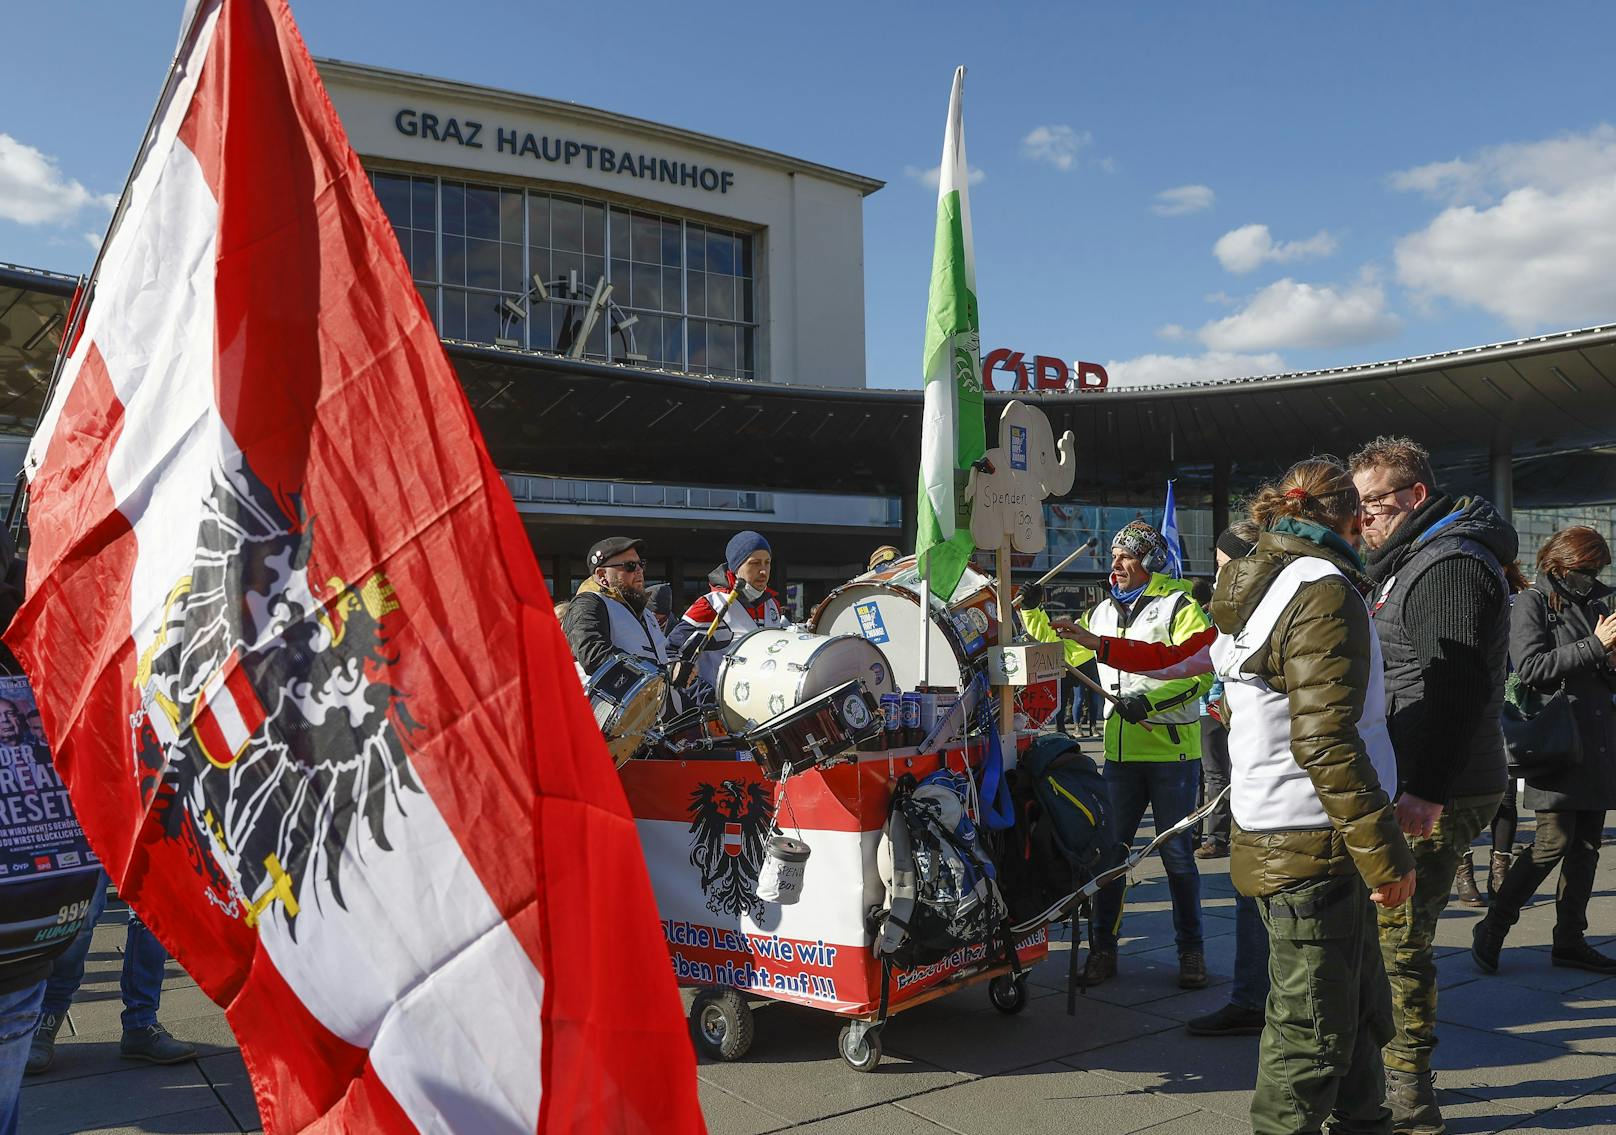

{"left": 1358, "top": 483, "right": 1415, "bottom": 516}
{"left": 602, "top": 559, "right": 645, "bottom": 573}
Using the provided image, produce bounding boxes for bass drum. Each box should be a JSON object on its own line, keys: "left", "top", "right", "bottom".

{"left": 717, "top": 628, "right": 897, "bottom": 733}
{"left": 810, "top": 555, "right": 1006, "bottom": 693}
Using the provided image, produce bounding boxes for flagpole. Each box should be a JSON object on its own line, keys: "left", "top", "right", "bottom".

{"left": 918, "top": 556, "right": 932, "bottom": 691}
{"left": 13, "top": 1, "right": 214, "bottom": 538}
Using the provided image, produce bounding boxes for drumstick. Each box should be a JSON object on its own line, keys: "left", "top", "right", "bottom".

{"left": 1012, "top": 538, "right": 1098, "bottom": 608}
{"left": 1065, "top": 663, "right": 1154, "bottom": 732}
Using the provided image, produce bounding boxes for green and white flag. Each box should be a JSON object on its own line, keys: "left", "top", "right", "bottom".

{"left": 915, "top": 66, "right": 986, "bottom": 601}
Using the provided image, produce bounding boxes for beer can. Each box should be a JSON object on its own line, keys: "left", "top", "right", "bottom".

{"left": 901, "top": 691, "right": 923, "bottom": 747}
{"left": 881, "top": 693, "right": 903, "bottom": 748}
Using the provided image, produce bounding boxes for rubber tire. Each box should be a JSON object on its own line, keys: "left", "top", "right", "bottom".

{"left": 988, "top": 974, "right": 1028, "bottom": 1015}
{"left": 690, "top": 989, "right": 754, "bottom": 1061}
{"left": 838, "top": 1024, "right": 883, "bottom": 1072}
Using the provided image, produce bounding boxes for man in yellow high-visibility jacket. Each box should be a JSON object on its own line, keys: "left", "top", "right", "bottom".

{"left": 1022, "top": 521, "right": 1212, "bottom": 991}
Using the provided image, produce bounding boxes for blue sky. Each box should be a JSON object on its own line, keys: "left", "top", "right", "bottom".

{"left": 5, "top": 1, "right": 1616, "bottom": 389}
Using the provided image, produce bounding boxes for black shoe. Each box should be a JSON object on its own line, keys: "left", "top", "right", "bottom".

{"left": 1079, "top": 948, "right": 1117, "bottom": 988}
{"left": 1550, "top": 940, "right": 1616, "bottom": 974}
{"left": 25, "top": 1012, "right": 63, "bottom": 1076}
{"left": 1385, "top": 1068, "right": 1445, "bottom": 1135}
{"left": 1186, "top": 1001, "right": 1264, "bottom": 1036}
{"left": 120, "top": 1023, "right": 197, "bottom": 1065}
{"left": 1471, "top": 917, "right": 1505, "bottom": 974}
{"left": 1178, "top": 950, "right": 1208, "bottom": 990}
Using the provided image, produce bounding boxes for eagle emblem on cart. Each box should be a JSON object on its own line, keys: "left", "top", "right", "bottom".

{"left": 687, "top": 779, "right": 773, "bottom": 919}
{"left": 131, "top": 458, "right": 421, "bottom": 937}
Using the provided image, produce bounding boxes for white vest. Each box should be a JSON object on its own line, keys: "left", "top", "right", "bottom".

{"left": 695, "top": 591, "right": 783, "bottom": 687}
{"left": 603, "top": 593, "right": 669, "bottom": 665}
{"left": 1088, "top": 589, "right": 1200, "bottom": 725}
{"left": 1210, "top": 556, "right": 1397, "bottom": 832}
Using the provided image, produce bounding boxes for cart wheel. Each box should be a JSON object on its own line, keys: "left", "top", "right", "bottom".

{"left": 838, "top": 1023, "right": 882, "bottom": 1072}
{"left": 690, "top": 989, "right": 754, "bottom": 1061}
{"left": 988, "top": 974, "right": 1028, "bottom": 1015}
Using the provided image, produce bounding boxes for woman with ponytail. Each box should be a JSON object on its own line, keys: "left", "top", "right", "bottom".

{"left": 1056, "top": 458, "right": 1414, "bottom": 1135}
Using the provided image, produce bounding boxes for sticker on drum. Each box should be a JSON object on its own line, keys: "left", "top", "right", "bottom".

{"left": 761, "top": 659, "right": 777, "bottom": 672}
{"left": 954, "top": 608, "right": 990, "bottom": 654}
{"left": 870, "top": 661, "right": 887, "bottom": 686}
{"left": 769, "top": 693, "right": 787, "bottom": 715}
{"left": 797, "top": 632, "right": 814, "bottom": 641}
{"left": 854, "top": 601, "right": 890, "bottom": 644}
{"left": 768, "top": 638, "right": 789, "bottom": 654}
{"left": 735, "top": 681, "right": 750, "bottom": 701}
{"left": 841, "top": 692, "right": 872, "bottom": 731}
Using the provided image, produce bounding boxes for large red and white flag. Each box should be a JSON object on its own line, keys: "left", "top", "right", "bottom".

{"left": 6, "top": 1, "right": 704, "bottom": 1131}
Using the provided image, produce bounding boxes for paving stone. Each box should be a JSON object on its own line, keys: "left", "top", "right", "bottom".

{"left": 200, "top": 1051, "right": 261, "bottom": 1131}
{"left": 18, "top": 1063, "right": 223, "bottom": 1135}
{"left": 74, "top": 1103, "right": 246, "bottom": 1134}
{"left": 788, "top": 1103, "right": 956, "bottom": 1134}
{"left": 1438, "top": 976, "right": 1616, "bottom": 1056}
{"left": 1122, "top": 1110, "right": 1252, "bottom": 1135}
{"left": 697, "top": 1079, "right": 789, "bottom": 1135}
{"left": 883, "top": 976, "right": 1179, "bottom": 1077}
{"left": 1428, "top": 1020, "right": 1616, "bottom": 1114}
{"left": 1059, "top": 1023, "right": 1259, "bottom": 1122}
{"left": 692, "top": 1001, "right": 970, "bottom": 1124}
{"left": 898, "top": 1061, "right": 1196, "bottom": 1134}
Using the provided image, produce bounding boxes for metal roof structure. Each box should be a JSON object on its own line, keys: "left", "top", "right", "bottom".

{"left": 3, "top": 261, "right": 1612, "bottom": 508}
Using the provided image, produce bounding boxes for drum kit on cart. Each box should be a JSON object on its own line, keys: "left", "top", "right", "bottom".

{"left": 586, "top": 554, "right": 1040, "bottom": 782}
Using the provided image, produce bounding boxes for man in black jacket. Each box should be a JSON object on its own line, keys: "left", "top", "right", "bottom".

{"left": 1350, "top": 436, "right": 1515, "bottom": 1135}
{"left": 562, "top": 536, "right": 670, "bottom": 678}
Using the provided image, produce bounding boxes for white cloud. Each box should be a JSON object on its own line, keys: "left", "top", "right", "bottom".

{"left": 1151, "top": 185, "right": 1214, "bottom": 216}
{"left": 1105, "top": 349, "right": 1286, "bottom": 388}
{"left": 1198, "top": 277, "right": 1401, "bottom": 351}
{"left": 0, "top": 134, "right": 116, "bottom": 225}
{"left": 1021, "top": 125, "right": 1090, "bottom": 172}
{"left": 904, "top": 163, "right": 986, "bottom": 188}
{"left": 1392, "top": 125, "right": 1616, "bottom": 328}
{"left": 83, "top": 231, "right": 103, "bottom": 250}
{"left": 1156, "top": 323, "right": 1188, "bottom": 341}
{"left": 1213, "top": 223, "right": 1338, "bottom": 274}
{"left": 1093, "top": 156, "right": 1118, "bottom": 175}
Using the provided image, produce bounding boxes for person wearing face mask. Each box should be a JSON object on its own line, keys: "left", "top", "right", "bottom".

{"left": 667, "top": 530, "right": 784, "bottom": 691}
{"left": 1473, "top": 526, "right": 1616, "bottom": 978}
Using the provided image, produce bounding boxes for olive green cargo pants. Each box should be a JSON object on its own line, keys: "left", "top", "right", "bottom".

{"left": 1376, "top": 794, "right": 1500, "bottom": 1076}
{"left": 1253, "top": 874, "right": 1394, "bottom": 1135}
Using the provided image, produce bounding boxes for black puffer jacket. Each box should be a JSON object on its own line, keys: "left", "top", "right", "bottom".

{"left": 1512, "top": 574, "right": 1616, "bottom": 812}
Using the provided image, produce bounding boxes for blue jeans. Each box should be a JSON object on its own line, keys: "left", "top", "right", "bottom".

{"left": 0, "top": 980, "right": 45, "bottom": 1135}
{"left": 40, "top": 874, "right": 167, "bottom": 1032}
{"left": 1231, "top": 893, "right": 1271, "bottom": 1011}
{"left": 1092, "top": 759, "right": 1203, "bottom": 953}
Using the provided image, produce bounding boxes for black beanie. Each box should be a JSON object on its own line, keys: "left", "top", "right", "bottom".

{"left": 1216, "top": 527, "right": 1258, "bottom": 561}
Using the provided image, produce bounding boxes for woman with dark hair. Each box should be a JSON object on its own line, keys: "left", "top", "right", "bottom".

{"left": 1472, "top": 526, "right": 1616, "bottom": 975}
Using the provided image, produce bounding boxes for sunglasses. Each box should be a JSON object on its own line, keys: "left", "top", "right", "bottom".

{"left": 602, "top": 559, "right": 645, "bottom": 573}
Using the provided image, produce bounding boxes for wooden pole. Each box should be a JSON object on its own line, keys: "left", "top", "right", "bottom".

{"left": 1011, "top": 537, "right": 1097, "bottom": 607}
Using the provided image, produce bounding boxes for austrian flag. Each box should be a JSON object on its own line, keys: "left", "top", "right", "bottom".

{"left": 6, "top": 1, "right": 703, "bottom": 1132}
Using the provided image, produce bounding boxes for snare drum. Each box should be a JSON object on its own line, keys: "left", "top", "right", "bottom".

{"left": 810, "top": 555, "right": 1006, "bottom": 693}
{"left": 716, "top": 628, "right": 896, "bottom": 733}
{"left": 744, "top": 679, "right": 881, "bottom": 780}
{"left": 585, "top": 655, "right": 668, "bottom": 766}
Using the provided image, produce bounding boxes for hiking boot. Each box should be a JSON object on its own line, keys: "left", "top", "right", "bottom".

{"left": 120, "top": 1023, "right": 197, "bottom": 1065}
{"left": 1385, "top": 1068, "right": 1445, "bottom": 1135}
{"left": 1487, "top": 851, "right": 1510, "bottom": 903}
{"left": 1550, "top": 940, "right": 1616, "bottom": 974}
{"left": 1193, "top": 839, "right": 1227, "bottom": 860}
{"left": 1453, "top": 858, "right": 1484, "bottom": 908}
{"left": 1471, "top": 916, "right": 1505, "bottom": 975}
{"left": 25, "top": 1012, "right": 63, "bottom": 1076}
{"left": 1178, "top": 950, "right": 1208, "bottom": 990}
{"left": 1186, "top": 1001, "right": 1264, "bottom": 1036}
{"left": 1078, "top": 948, "right": 1117, "bottom": 988}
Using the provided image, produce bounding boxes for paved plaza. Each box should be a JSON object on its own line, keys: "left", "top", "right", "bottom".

{"left": 16, "top": 757, "right": 1616, "bottom": 1134}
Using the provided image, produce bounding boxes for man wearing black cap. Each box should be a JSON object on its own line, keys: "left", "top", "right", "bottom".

{"left": 563, "top": 536, "right": 670, "bottom": 678}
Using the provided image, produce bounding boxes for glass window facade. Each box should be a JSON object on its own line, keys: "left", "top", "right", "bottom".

{"left": 371, "top": 171, "right": 757, "bottom": 379}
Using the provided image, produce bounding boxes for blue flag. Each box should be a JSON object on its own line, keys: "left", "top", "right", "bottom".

{"left": 1161, "top": 480, "right": 1185, "bottom": 578}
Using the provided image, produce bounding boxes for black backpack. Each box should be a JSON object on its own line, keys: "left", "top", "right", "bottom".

{"left": 995, "top": 734, "right": 1109, "bottom": 925}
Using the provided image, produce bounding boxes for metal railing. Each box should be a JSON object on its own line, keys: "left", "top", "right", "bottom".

{"left": 503, "top": 474, "right": 774, "bottom": 513}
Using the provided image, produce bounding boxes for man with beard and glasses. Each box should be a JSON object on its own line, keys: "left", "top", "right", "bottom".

{"left": 1349, "top": 436, "right": 1515, "bottom": 1135}
{"left": 564, "top": 536, "right": 671, "bottom": 680}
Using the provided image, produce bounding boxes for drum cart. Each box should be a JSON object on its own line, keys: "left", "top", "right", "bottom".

{"left": 622, "top": 737, "right": 1049, "bottom": 1073}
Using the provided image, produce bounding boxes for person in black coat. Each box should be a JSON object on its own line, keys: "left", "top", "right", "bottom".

{"left": 1472, "top": 526, "right": 1616, "bottom": 975}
